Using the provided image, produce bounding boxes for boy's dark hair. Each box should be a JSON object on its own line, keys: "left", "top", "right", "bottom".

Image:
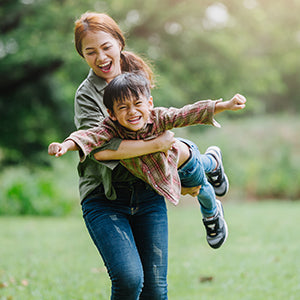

{"left": 103, "top": 72, "right": 151, "bottom": 112}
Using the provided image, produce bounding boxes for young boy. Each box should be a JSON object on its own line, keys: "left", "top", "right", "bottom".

{"left": 48, "top": 72, "right": 246, "bottom": 249}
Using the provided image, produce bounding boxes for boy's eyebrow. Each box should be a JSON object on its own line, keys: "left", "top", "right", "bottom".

{"left": 115, "top": 101, "right": 127, "bottom": 108}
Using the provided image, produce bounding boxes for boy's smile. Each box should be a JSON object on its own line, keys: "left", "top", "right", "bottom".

{"left": 108, "top": 95, "right": 153, "bottom": 131}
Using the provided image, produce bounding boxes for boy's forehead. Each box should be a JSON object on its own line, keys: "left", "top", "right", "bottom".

{"left": 115, "top": 96, "right": 134, "bottom": 105}
{"left": 114, "top": 94, "right": 146, "bottom": 106}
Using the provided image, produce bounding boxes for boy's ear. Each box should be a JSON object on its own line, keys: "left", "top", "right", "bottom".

{"left": 148, "top": 96, "right": 154, "bottom": 108}
{"left": 107, "top": 109, "right": 117, "bottom": 121}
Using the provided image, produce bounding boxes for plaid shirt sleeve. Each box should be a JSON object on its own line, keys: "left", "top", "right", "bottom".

{"left": 65, "top": 118, "right": 117, "bottom": 162}
{"left": 154, "top": 99, "right": 221, "bottom": 132}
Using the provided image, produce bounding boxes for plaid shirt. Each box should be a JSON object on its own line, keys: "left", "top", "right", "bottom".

{"left": 67, "top": 99, "right": 220, "bottom": 205}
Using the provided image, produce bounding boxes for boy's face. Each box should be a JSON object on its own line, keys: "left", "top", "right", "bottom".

{"left": 108, "top": 95, "right": 153, "bottom": 131}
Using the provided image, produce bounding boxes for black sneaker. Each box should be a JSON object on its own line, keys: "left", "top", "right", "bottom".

{"left": 202, "top": 200, "right": 228, "bottom": 249}
{"left": 205, "top": 146, "right": 229, "bottom": 197}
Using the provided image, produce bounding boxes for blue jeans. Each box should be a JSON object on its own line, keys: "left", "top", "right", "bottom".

{"left": 81, "top": 180, "right": 168, "bottom": 300}
{"left": 177, "top": 138, "right": 217, "bottom": 218}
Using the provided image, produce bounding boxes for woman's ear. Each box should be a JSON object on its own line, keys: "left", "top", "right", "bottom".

{"left": 107, "top": 109, "right": 117, "bottom": 121}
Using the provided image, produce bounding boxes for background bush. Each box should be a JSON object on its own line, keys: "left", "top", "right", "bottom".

{"left": 0, "top": 155, "right": 79, "bottom": 216}
{"left": 1, "top": 0, "right": 299, "bottom": 215}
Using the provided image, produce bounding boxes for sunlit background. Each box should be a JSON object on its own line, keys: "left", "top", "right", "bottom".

{"left": 0, "top": 0, "right": 300, "bottom": 206}
{"left": 0, "top": 0, "right": 299, "bottom": 210}
{"left": 1, "top": 1, "right": 300, "bottom": 299}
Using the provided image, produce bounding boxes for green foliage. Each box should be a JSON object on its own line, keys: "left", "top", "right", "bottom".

{"left": 0, "top": 201, "right": 300, "bottom": 299}
{"left": 1, "top": 0, "right": 300, "bottom": 213}
{"left": 0, "top": 155, "right": 79, "bottom": 216}
{"left": 0, "top": 0, "right": 76, "bottom": 165}
{"left": 1, "top": 0, "right": 300, "bottom": 166}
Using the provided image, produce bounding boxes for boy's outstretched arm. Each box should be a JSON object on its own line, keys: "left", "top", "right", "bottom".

{"left": 48, "top": 140, "right": 79, "bottom": 157}
{"left": 214, "top": 94, "right": 246, "bottom": 114}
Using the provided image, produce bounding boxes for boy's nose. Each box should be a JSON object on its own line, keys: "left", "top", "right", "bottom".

{"left": 128, "top": 108, "right": 136, "bottom": 115}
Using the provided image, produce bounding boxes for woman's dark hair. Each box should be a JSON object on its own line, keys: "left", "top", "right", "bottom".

{"left": 103, "top": 73, "right": 151, "bottom": 112}
{"left": 74, "top": 12, "right": 154, "bottom": 87}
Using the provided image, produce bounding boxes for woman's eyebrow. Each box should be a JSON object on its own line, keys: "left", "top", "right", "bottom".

{"left": 84, "top": 42, "right": 111, "bottom": 51}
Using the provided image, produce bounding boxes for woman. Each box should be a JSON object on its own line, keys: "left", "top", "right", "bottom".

{"left": 72, "top": 12, "right": 220, "bottom": 299}
{"left": 73, "top": 12, "right": 175, "bottom": 300}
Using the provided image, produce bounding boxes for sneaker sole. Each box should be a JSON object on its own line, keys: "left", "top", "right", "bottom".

{"left": 205, "top": 146, "right": 229, "bottom": 197}
{"left": 214, "top": 200, "right": 228, "bottom": 248}
{"left": 208, "top": 200, "right": 228, "bottom": 249}
{"left": 214, "top": 173, "right": 229, "bottom": 197}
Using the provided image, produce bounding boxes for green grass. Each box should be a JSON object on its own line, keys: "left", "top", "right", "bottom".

{"left": 1, "top": 201, "right": 300, "bottom": 299}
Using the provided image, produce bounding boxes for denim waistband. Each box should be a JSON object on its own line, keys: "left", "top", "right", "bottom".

{"left": 112, "top": 179, "right": 149, "bottom": 189}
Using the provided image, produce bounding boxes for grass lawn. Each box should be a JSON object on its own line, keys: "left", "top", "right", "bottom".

{"left": 0, "top": 200, "right": 299, "bottom": 299}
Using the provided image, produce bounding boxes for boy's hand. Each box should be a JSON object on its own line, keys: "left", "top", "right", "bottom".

{"left": 215, "top": 94, "right": 246, "bottom": 114}
{"left": 226, "top": 94, "right": 246, "bottom": 111}
{"left": 48, "top": 142, "right": 68, "bottom": 157}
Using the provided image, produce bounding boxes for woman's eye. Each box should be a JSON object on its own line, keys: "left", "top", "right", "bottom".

{"left": 103, "top": 46, "right": 112, "bottom": 51}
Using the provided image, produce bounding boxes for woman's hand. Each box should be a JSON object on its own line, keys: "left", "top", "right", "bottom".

{"left": 181, "top": 185, "right": 201, "bottom": 197}
{"left": 154, "top": 131, "right": 176, "bottom": 155}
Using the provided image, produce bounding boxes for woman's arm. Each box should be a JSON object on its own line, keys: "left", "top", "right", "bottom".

{"left": 94, "top": 130, "right": 175, "bottom": 160}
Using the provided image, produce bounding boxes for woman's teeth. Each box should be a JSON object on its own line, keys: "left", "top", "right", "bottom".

{"left": 98, "top": 62, "right": 111, "bottom": 72}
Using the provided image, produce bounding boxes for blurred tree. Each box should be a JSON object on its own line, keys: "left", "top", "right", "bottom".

{"left": 119, "top": 0, "right": 300, "bottom": 114}
{"left": 1, "top": 0, "right": 300, "bottom": 167}
{"left": 0, "top": 0, "right": 76, "bottom": 166}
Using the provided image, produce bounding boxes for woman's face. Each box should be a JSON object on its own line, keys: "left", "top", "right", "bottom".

{"left": 81, "top": 31, "right": 122, "bottom": 83}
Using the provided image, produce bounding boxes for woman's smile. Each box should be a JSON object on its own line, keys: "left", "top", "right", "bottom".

{"left": 98, "top": 61, "right": 112, "bottom": 73}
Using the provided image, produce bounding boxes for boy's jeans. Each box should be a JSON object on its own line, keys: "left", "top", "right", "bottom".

{"left": 81, "top": 180, "right": 168, "bottom": 300}
{"left": 177, "top": 138, "right": 217, "bottom": 218}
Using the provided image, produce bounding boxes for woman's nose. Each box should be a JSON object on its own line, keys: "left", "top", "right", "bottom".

{"left": 96, "top": 51, "right": 106, "bottom": 62}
